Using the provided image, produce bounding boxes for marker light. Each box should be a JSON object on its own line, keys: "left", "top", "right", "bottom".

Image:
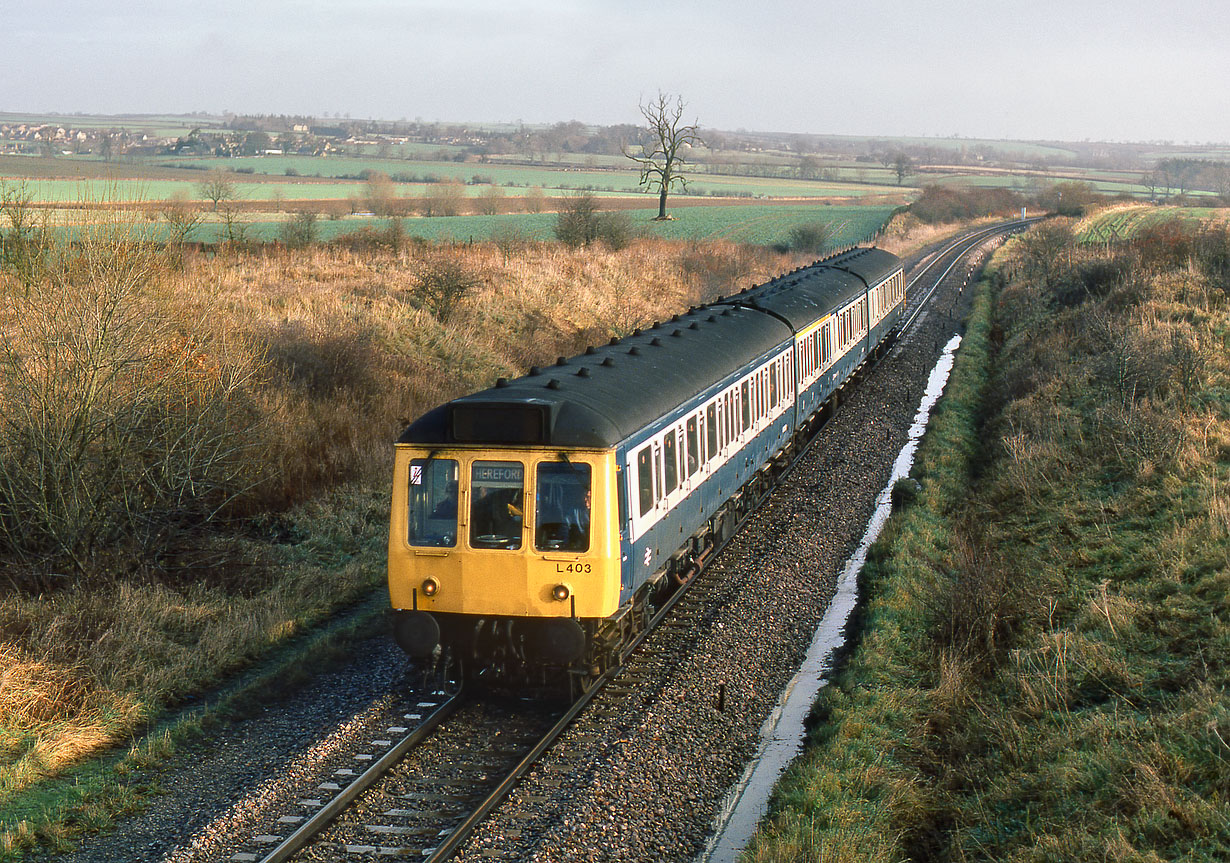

{"left": 552, "top": 583, "right": 571, "bottom": 602}
{"left": 421, "top": 577, "right": 439, "bottom": 597}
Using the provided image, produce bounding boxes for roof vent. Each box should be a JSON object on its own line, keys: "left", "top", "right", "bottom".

{"left": 689, "top": 322, "right": 700, "bottom": 330}
{"left": 633, "top": 328, "right": 642, "bottom": 336}
{"left": 671, "top": 329, "right": 682, "bottom": 337}
{"left": 495, "top": 377, "right": 509, "bottom": 388}
{"left": 670, "top": 314, "right": 681, "bottom": 322}
{"left": 576, "top": 367, "right": 590, "bottom": 377}
{"left": 707, "top": 315, "right": 716, "bottom": 323}
{"left": 601, "top": 357, "right": 615, "bottom": 367}
{"left": 556, "top": 356, "right": 567, "bottom": 366}
{"left": 609, "top": 337, "right": 620, "bottom": 346}
{"left": 585, "top": 346, "right": 597, "bottom": 355}
{"left": 650, "top": 337, "right": 662, "bottom": 346}
{"left": 628, "top": 346, "right": 641, "bottom": 356}
{"left": 529, "top": 366, "right": 542, "bottom": 376}
{"left": 546, "top": 378, "right": 561, "bottom": 390}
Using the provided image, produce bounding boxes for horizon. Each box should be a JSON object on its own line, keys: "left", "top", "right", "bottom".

{"left": 1, "top": 109, "right": 1223, "bottom": 152}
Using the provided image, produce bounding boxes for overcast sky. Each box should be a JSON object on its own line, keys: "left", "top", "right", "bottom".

{"left": 4, "top": 0, "right": 1228, "bottom": 144}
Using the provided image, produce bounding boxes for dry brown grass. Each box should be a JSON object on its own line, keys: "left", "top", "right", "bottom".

{"left": 174, "top": 237, "right": 804, "bottom": 504}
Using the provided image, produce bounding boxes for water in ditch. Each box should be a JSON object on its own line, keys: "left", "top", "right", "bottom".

{"left": 699, "top": 332, "right": 964, "bottom": 863}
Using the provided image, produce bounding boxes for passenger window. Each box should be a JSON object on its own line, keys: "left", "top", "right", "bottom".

{"left": 637, "top": 445, "right": 653, "bottom": 517}
{"left": 663, "top": 432, "right": 678, "bottom": 494}
{"left": 706, "top": 404, "right": 718, "bottom": 459}
{"left": 686, "top": 417, "right": 699, "bottom": 476}
{"left": 407, "top": 458, "right": 459, "bottom": 548}
{"left": 770, "top": 365, "right": 778, "bottom": 406}
{"left": 470, "top": 461, "right": 524, "bottom": 549}
{"left": 741, "top": 381, "right": 750, "bottom": 430}
{"left": 535, "top": 462, "right": 591, "bottom": 552}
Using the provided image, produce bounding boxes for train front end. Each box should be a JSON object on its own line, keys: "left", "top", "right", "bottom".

{"left": 388, "top": 441, "right": 622, "bottom": 677}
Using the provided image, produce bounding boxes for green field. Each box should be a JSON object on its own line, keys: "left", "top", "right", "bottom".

{"left": 159, "top": 155, "right": 899, "bottom": 199}
{"left": 1075, "top": 204, "right": 1230, "bottom": 242}
{"left": 193, "top": 204, "right": 895, "bottom": 247}
{"left": 2, "top": 156, "right": 904, "bottom": 206}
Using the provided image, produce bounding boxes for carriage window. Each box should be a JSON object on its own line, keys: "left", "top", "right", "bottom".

{"left": 637, "top": 445, "right": 653, "bottom": 517}
{"left": 741, "top": 381, "right": 750, "bottom": 431}
{"left": 470, "top": 461, "right": 524, "bottom": 549}
{"left": 770, "top": 364, "right": 778, "bottom": 406}
{"left": 663, "top": 432, "right": 678, "bottom": 494}
{"left": 535, "top": 462, "right": 591, "bottom": 552}
{"left": 407, "top": 458, "right": 458, "bottom": 548}
{"left": 706, "top": 404, "right": 718, "bottom": 459}
{"left": 686, "top": 416, "right": 699, "bottom": 476}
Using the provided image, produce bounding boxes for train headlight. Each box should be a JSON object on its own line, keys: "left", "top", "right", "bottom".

{"left": 421, "top": 577, "right": 440, "bottom": 597}
{"left": 552, "top": 583, "right": 571, "bottom": 602}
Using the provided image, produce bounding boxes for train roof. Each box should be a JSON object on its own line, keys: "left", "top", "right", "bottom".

{"left": 724, "top": 246, "right": 903, "bottom": 328}
{"left": 399, "top": 247, "right": 903, "bottom": 450}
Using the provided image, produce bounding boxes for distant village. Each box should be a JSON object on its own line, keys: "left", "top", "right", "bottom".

{"left": 0, "top": 117, "right": 459, "bottom": 160}
{"left": 0, "top": 114, "right": 682, "bottom": 164}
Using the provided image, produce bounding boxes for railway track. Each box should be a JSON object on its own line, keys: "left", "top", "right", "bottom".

{"left": 212, "top": 218, "right": 1035, "bottom": 863}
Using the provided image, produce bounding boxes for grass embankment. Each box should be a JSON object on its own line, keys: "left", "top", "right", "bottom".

{"left": 0, "top": 216, "right": 810, "bottom": 854}
{"left": 747, "top": 216, "right": 1230, "bottom": 861}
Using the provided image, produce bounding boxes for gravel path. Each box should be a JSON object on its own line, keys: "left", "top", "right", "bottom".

{"left": 41, "top": 237, "right": 992, "bottom": 863}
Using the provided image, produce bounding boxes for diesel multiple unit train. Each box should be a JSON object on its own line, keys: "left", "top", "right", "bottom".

{"left": 389, "top": 246, "right": 906, "bottom": 685}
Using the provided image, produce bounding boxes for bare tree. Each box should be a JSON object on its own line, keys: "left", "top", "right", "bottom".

{"left": 160, "top": 192, "right": 204, "bottom": 248}
{"left": 420, "top": 180, "right": 466, "bottom": 217}
{"left": 892, "top": 152, "right": 914, "bottom": 185}
{"left": 1141, "top": 171, "right": 1161, "bottom": 202}
{"left": 624, "top": 92, "right": 703, "bottom": 220}
{"left": 523, "top": 185, "right": 546, "bottom": 214}
{"left": 365, "top": 171, "right": 397, "bottom": 217}
{"left": 198, "top": 169, "right": 237, "bottom": 212}
{"left": 476, "top": 184, "right": 505, "bottom": 215}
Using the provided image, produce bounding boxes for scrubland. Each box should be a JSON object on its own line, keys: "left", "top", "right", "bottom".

{"left": 0, "top": 205, "right": 808, "bottom": 852}
{"left": 748, "top": 216, "right": 1230, "bottom": 861}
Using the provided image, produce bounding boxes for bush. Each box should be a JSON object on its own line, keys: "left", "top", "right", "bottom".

{"left": 786, "top": 221, "right": 833, "bottom": 255}
{"left": 595, "top": 210, "right": 635, "bottom": 251}
{"left": 555, "top": 192, "right": 635, "bottom": 250}
{"left": 416, "top": 256, "right": 480, "bottom": 321}
{"left": 555, "top": 192, "right": 602, "bottom": 247}
{"left": 0, "top": 219, "right": 267, "bottom": 586}
{"left": 279, "top": 210, "right": 318, "bottom": 248}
